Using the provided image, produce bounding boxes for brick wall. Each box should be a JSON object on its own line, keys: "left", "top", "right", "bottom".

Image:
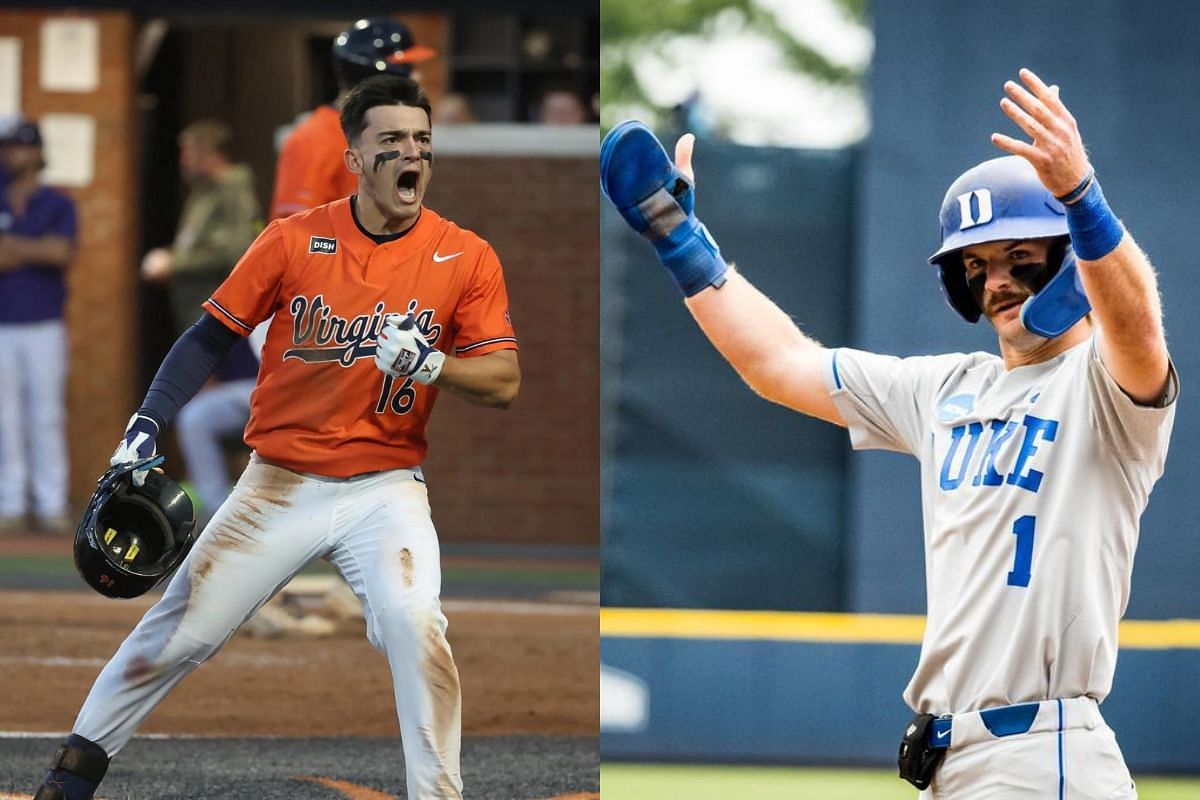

{"left": 0, "top": 11, "right": 138, "bottom": 509}
{"left": 423, "top": 154, "right": 598, "bottom": 546}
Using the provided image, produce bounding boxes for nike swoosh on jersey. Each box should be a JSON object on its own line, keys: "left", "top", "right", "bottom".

{"left": 432, "top": 251, "right": 463, "bottom": 262}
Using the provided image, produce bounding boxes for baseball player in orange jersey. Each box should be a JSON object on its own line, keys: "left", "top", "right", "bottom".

{"left": 35, "top": 75, "right": 518, "bottom": 800}
{"left": 271, "top": 17, "right": 436, "bottom": 221}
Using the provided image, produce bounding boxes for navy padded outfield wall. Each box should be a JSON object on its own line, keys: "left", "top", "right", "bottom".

{"left": 603, "top": 2, "right": 1200, "bottom": 620}
{"left": 601, "top": 143, "right": 857, "bottom": 611}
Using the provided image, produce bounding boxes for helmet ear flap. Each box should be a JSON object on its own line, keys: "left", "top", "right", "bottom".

{"left": 1019, "top": 243, "right": 1092, "bottom": 338}
{"left": 937, "top": 257, "right": 983, "bottom": 323}
{"left": 1045, "top": 236, "right": 1070, "bottom": 280}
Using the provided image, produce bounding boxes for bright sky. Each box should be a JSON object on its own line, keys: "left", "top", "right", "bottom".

{"left": 629, "top": 0, "right": 873, "bottom": 148}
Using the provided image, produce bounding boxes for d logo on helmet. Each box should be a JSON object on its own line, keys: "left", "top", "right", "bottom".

{"left": 956, "top": 189, "right": 994, "bottom": 230}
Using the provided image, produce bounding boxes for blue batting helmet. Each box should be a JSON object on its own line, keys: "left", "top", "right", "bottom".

{"left": 929, "top": 155, "right": 1088, "bottom": 336}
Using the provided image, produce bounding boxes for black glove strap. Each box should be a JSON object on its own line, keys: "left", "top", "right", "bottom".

{"left": 50, "top": 738, "right": 110, "bottom": 783}
{"left": 897, "top": 712, "right": 947, "bottom": 790}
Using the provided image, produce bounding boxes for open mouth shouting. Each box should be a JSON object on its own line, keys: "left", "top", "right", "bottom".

{"left": 396, "top": 167, "right": 421, "bottom": 205}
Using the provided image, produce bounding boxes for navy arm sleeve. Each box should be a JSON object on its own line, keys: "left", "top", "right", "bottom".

{"left": 138, "top": 312, "right": 241, "bottom": 429}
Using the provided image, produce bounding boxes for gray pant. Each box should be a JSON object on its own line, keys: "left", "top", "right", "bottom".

{"left": 175, "top": 378, "right": 255, "bottom": 521}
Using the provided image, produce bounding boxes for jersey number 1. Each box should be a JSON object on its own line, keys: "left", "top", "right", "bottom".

{"left": 1007, "top": 515, "right": 1035, "bottom": 587}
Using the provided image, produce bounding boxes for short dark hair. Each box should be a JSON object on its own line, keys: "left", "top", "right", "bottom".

{"left": 340, "top": 75, "right": 432, "bottom": 145}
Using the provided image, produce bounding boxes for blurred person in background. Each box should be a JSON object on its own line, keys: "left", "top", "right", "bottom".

{"left": 0, "top": 117, "right": 78, "bottom": 535}
{"left": 270, "top": 17, "right": 436, "bottom": 220}
{"left": 435, "top": 92, "right": 477, "bottom": 125}
{"left": 141, "top": 118, "right": 261, "bottom": 528}
{"left": 537, "top": 86, "right": 588, "bottom": 125}
{"left": 141, "top": 118, "right": 259, "bottom": 336}
{"left": 173, "top": 320, "right": 268, "bottom": 530}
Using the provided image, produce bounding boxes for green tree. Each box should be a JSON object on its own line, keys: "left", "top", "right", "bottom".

{"left": 601, "top": 0, "right": 870, "bottom": 131}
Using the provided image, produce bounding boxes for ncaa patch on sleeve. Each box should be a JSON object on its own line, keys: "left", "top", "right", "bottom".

{"left": 309, "top": 236, "right": 338, "bottom": 255}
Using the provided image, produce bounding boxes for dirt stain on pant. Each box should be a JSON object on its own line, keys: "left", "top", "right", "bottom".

{"left": 423, "top": 623, "right": 462, "bottom": 797}
{"left": 399, "top": 548, "right": 414, "bottom": 588}
{"left": 187, "top": 467, "right": 304, "bottom": 596}
{"left": 122, "top": 655, "right": 158, "bottom": 686}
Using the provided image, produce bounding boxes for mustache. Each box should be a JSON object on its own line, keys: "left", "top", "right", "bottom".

{"left": 986, "top": 291, "right": 1029, "bottom": 315}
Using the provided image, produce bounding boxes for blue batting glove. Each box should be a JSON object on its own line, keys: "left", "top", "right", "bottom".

{"left": 600, "top": 120, "right": 727, "bottom": 297}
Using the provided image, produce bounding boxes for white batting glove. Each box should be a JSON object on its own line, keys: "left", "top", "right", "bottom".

{"left": 375, "top": 314, "right": 445, "bottom": 385}
{"left": 111, "top": 413, "right": 159, "bottom": 487}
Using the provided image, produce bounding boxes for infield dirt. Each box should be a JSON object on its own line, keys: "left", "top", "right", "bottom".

{"left": 0, "top": 588, "right": 597, "bottom": 737}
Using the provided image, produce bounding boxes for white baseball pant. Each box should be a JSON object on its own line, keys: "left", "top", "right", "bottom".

{"left": 920, "top": 697, "right": 1136, "bottom": 799}
{"left": 72, "top": 454, "right": 463, "bottom": 799}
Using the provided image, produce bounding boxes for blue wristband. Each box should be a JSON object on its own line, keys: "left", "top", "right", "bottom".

{"left": 1064, "top": 175, "right": 1125, "bottom": 261}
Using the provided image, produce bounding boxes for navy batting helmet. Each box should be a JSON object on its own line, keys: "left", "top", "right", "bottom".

{"left": 0, "top": 116, "right": 42, "bottom": 147}
{"left": 333, "top": 18, "right": 437, "bottom": 88}
{"left": 74, "top": 457, "right": 197, "bottom": 599}
{"left": 929, "top": 155, "right": 1089, "bottom": 337}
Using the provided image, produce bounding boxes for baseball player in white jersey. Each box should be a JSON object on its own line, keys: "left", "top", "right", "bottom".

{"left": 601, "top": 68, "right": 1176, "bottom": 798}
{"left": 35, "top": 75, "right": 520, "bottom": 800}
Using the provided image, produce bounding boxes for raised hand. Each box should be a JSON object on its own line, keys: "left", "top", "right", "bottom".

{"left": 991, "top": 68, "right": 1092, "bottom": 199}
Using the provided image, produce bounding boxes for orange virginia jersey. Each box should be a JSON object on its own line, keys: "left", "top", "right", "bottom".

{"left": 204, "top": 198, "right": 518, "bottom": 477}
{"left": 270, "top": 106, "right": 358, "bottom": 220}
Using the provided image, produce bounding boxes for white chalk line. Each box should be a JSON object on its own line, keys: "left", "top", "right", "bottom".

{"left": 0, "top": 730, "right": 273, "bottom": 739}
{"left": 443, "top": 598, "right": 597, "bottom": 617}
{"left": 0, "top": 653, "right": 303, "bottom": 669}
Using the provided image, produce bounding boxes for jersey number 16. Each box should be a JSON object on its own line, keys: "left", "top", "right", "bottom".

{"left": 376, "top": 374, "right": 417, "bottom": 416}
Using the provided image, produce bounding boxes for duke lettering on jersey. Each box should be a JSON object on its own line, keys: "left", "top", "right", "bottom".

{"left": 827, "top": 342, "right": 1176, "bottom": 717}
{"left": 939, "top": 412, "right": 1060, "bottom": 492}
